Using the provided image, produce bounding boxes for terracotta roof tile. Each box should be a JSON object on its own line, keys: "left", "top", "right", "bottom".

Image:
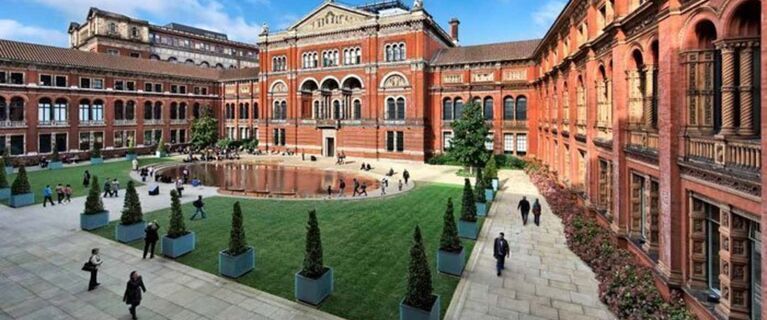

{"left": 218, "top": 67, "right": 260, "bottom": 81}
{"left": 431, "top": 39, "right": 541, "bottom": 65}
{"left": 0, "top": 39, "right": 223, "bottom": 81}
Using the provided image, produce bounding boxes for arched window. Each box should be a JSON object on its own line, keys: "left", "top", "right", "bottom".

{"left": 454, "top": 98, "right": 464, "bottom": 119}
{"left": 396, "top": 97, "right": 405, "bottom": 120}
{"left": 516, "top": 96, "right": 527, "bottom": 120}
{"left": 153, "top": 102, "right": 162, "bottom": 120}
{"left": 333, "top": 100, "right": 341, "bottom": 119}
{"left": 79, "top": 99, "right": 90, "bottom": 121}
{"left": 185, "top": 59, "right": 195, "bottom": 65}
{"left": 386, "top": 45, "right": 393, "bottom": 62}
{"left": 125, "top": 101, "right": 135, "bottom": 120}
{"left": 192, "top": 103, "right": 200, "bottom": 119}
{"left": 168, "top": 57, "right": 178, "bottom": 63}
{"left": 399, "top": 43, "right": 406, "bottom": 60}
{"left": 273, "top": 101, "right": 280, "bottom": 119}
{"left": 179, "top": 102, "right": 187, "bottom": 119}
{"left": 392, "top": 45, "right": 400, "bottom": 62}
{"left": 38, "top": 98, "right": 52, "bottom": 122}
{"left": 353, "top": 100, "right": 361, "bottom": 120}
{"left": 253, "top": 103, "right": 259, "bottom": 119}
{"left": 200, "top": 61, "right": 209, "bottom": 68}
{"left": 54, "top": 98, "right": 67, "bottom": 122}
{"left": 108, "top": 22, "right": 117, "bottom": 34}
{"left": 386, "top": 98, "right": 396, "bottom": 119}
{"left": 114, "top": 100, "right": 125, "bottom": 120}
{"left": 442, "top": 98, "right": 453, "bottom": 120}
{"left": 92, "top": 99, "right": 104, "bottom": 121}
{"left": 170, "top": 102, "right": 178, "bottom": 119}
{"left": 503, "top": 96, "right": 515, "bottom": 120}
{"left": 483, "top": 97, "right": 494, "bottom": 120}
{"left": 144, "top": 101, "right": 153, "bottom": 120}
{"left": 313, "top": 101, "right": 320, "bottom": 119}
{"left": 9, "top": 97, "right": 23, "bottom": 121}
{"left": 280, "top": 101, "right": 287, "bottom": 120}
{"left": 0, "top": 97, "right": 6, "bottom": 121}
{"left": 355, "top": 48, "right": 361, "bottom": 64}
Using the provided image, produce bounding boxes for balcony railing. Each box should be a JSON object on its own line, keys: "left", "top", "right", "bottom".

{"left": 113, "top": 119, "right": 137, "bottom": 126}
{"left": 80, "top": 120, "right": 105, "bottom": 127}
{"left": 316, "top": 119, "right": 339, "bottom": 129}
{"left": 144, "top": 119, "right": 163, "bottom": 126}
{"left": 684, "top": 136, "right": 761, "bottom": 172}
{"left": 170, "top": 119, "right": 188, "bottom": 125}
{"left": 0, "top": 120, "right": 26, "bottom": 128}
{"left": 626, "top": 130, "right": 659, "bottom": 151}
{"left": 38, "top": 120, "right": 69, "bottom": 127}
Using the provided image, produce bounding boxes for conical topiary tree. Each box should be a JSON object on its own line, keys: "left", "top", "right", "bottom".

{"left": 120, "top": 180, "right": 143, "bottom": 225}
{"left": 484, "top": 154, "right": 498, "bottom": 185}
{"left": 404, "top": 225, "right": 435, "bottom": 310}
{"left": 302, "top": 209, "right": 325, "bottom": 278}
{"left": 439, "top": 198, "right": 462, "bottom": 253}
{"left": 474, "top": 169, "right": 486, "bottom": 203}
{"left": 83, "top": 176, "right": 104, "bottom": 214}
{"left": 11, "top": 166, "right": 31, "bottom": 195}
{"left": 167, "top": 190, "right": 188, "bottom": 238}
{"left": 460, "top": 178, "right": 476, "bottom": 222}
{"left": 227, "top": 201, "right": 248, "bottom": 256}
{"left": 0, "top": 158, "right": 8, "bottom": 189}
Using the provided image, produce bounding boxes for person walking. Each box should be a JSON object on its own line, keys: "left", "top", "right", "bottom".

{"left": 493, "top": 232, "right": 510, "bottom": 276}
{"left": 123, "top": 271, "right": 146, "bottom": 320}
{"left": 380, "top": 178, "right": 387, "bottom": 196}
{"left": 132, "top": 158, "right": 139, "bottom": 171}
{"left": 82, "top": 170, "right": 91, "bottom": 188}
{"left": 360, "top": 182, "right": 368, "bottom": 197}
{"left": 43, "top": 185, "right": 55, "bottom": 207}
{"left": 403, "top": 169, "right": 410, "bottom": 185}
{"left": 338, "top": 178, "right": 346, "bottom": 198}
{"left": 352, "top": 178, "right": 359, "bottom": 197}
{"left": 398, "top": 179, "right": 403, "bottom": 192}
{"left": 142, "top": 221, "right": 160, "bottom": 259}
{"left": 103, "top": 178, "right": 111, "bottom": 198}
{"left": 64, "top": 184, "right": 73, "bottom": 203}
{"left": 87, "top": 248, "right": 102, "bottom": 291}
{"left": 191, "top": 195, "right": 206, "bottom": 220}
{"left": 517, "top": 196, "right": 531, "bottom": 226}
{"left": 55, "top": 183, "right": 65, "bottom": 204}
{"left": 175, "top": 178, "right": 184, "bottom": 197}
{"left": 532, "top": 199, "right": 542, "bottom": 226}
{"left": 111, "top": 179, "right": 120, "bottom": 197}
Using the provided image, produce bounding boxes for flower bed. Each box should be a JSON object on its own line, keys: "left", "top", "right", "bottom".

{"left": 525, "top": 162, "right": 694, "bottom": 320}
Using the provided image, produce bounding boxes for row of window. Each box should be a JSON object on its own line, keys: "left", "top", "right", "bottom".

{"left": 442, "top": 132, "right": 528, "bottom": 155}
{"left": 275, "top": 42, "right": 406, "bottom": 71}
{"left": 224, "top": 103, "right": 260, "bottom": 120}
{"left": 0, "top": 129, "right": 186, "bottom": 156}
{"left": 2, "top": 71, "right": 208, "bottom": 94}
{"left": 0, "top": 97, "right": 202, "bottom": 123}
{"left": 442, "top": 96, "right": 528, "bottom": 121}
{"left": 149, "top": 32, "right": 257, "bottom": 58}
{"left": 272, "top": 56, "right": 288, "bottom": 72}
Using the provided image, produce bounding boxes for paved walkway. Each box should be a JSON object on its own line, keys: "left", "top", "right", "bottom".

{"left": 444, "top": 170, "right": 615, "bottom": 320}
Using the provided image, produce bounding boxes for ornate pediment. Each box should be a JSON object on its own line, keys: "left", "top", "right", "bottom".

{"left": 290, "top": 3, "right": 373, "bottom": 33}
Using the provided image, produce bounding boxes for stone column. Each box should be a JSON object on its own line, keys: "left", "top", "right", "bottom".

{"left": 644, "top": 66, "right": 655, "bottom": 129}
{"left": 719, "top": 44, "right": 737, "bottom": 136}
{"left": 738, "top": 45, "right": 755, "bottom": 136}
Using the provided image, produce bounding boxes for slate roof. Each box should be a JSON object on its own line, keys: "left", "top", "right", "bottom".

{"left": 218, "top": 67, "right": 261, "bottom": 81}
{"left": 430, "top": 39, "right": 541, "bottom": 66}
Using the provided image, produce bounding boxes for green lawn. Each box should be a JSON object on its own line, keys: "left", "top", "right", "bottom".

{"left": 3, "top": 157, "right": 173, "bottom": 205}
{"left": 90, "top": 184, "right": 483, "bottom": 320}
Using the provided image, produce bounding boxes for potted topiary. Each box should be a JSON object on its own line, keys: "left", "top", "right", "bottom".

{"left": 162, "top": 190, "right": 196, "bottom": 258}
{"left": 475, "top": 171, "right": 488, "bottom": 216}
{"left": 485, "top": 154, "right": 499, "bottom": 192}
{"left": 125, "top": 139, "right": 137, "bottom": 161}
{"left": 115, "top": 181, "right": 146, "bottom": 243}
{"left": 437, "top": 198, "right": 464, "bottom": 276}
{"left": 219, "top": 201, "right": 255, "bottom": 278}
{"left": 155, "top": 138, "right": 168, "bottom": 158}
{"left": 457, "top": 178, "right": 478, "bottom": 239}
{"left": 80, "top": 176, "right": 109, "bottom": 230}
{"left": 9, "top": 166, "right": 34, "bottom": 208}
{"left": 2, "top": 150, "right": 12, "bottom": 175}
{"left": 48, "top": 148, "right": 63, "bottom": 169}
{"left": 295, "top": 209, "right": 333, "bottom": 305}
{"left": 90, "top": 146, "right": 104, "bottom": 165}
{"left": 400, "top": 225, "right": 440, "bottom": 320}
{"left": 0, "top": 157, "right": 9, "bottom": 200}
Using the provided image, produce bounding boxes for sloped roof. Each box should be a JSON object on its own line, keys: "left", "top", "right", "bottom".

{"left": 0, "top": 39, "right": 222, "bottom": 81}
{"left": 218, "top": 67, "right": 261, "bottom": 81}
{"left": 431, "top": 39, "right": 541, "bottom": 66}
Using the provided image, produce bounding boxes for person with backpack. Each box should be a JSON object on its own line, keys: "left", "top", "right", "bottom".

{"left": 532, "top": 199, "right": 542, "bottom": 226}
{"left": 103, "top": 178, "right": 112, "bottom": 198}
{"left": 191, "top": 195, "right": 206, "bottom": 220}
{"left": 403, "top": 169, "right": 410, "bottom": 185}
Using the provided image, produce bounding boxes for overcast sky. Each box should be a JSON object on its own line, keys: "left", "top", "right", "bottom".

{"left": 0, "top": 0, "right": 566, "bottom": 47}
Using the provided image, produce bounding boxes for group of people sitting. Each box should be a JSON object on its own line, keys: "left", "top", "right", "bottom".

{"left": 359, "top": 163, "right": 373, "bottom": 171}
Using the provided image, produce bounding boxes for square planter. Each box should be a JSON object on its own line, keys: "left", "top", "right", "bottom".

{"left": 115, "top": 221, "right": 147, "bottom": 243}
{"left": 294, "top": 267, "right": 334, "bottom": 305}
{"left": 475, "top": 202, "right": 487, "bottom": 217}
{"left": 155, "top": 151, "right": 168, "bottom": 158}
{"left": 485, "top": 189, "right": 494, "bottom": 202}
{"left": 162, "top": 232, "right": 196, "bottom": 258}
{"left": 457, "top": 219, "right": 478, "bottom": 240}
{"left": 0, "top": 187, "right": 9, "bottom": 200}
{"left": 125, "top": 153, "right": 137, "bottom": 161}
{"left": 80, "top": 211, "right": 109, "bottom": 230}
{"left": 492, "top": 178, "right": 499, "bottom": 191}
{"left": 437, "top": 248, "right": 465, "bottom": 276}
{"left": 399, "top": 295, "right": 440, "bottom": 320}
{"left": 48, "top": 161, "right": 63, "bottom": 170}
{"left": 5, "top": 166, "right": 13, "bottom": 175}
{"left": 9, "top": 192, "right": 35, "bottom": 208}
{"left": 219, "top": 247, "right": 255, "bottom": 278}
{"left": 90, "top": 157, "right": 104, "bottom": 165}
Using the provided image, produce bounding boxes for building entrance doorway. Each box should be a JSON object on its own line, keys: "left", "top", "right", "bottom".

{"left": 325, "top": 137, "right": 335, "bottom": 157}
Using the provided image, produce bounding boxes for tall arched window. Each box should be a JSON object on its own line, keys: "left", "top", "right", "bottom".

{"left": 454, "top": 98, "right": 464, "bottom": 119}
{"left": 79, "top": 99, "right": 91, "bottom": 121}
{"left": 333, "top": 100, "right": 341, "bottom": 119}
{"left": 353, "top": 100, "right": 361, "bottom": 120}
{"left": 516, "top": 96, "right": 527, "bottom": 120}
{"left": 114, "top": 100, "right": 125, "bottom": 120}
{"left": 442, "top": 98, "right": 453, "bottom": 120}
{"left": 314, "top": 101, "right": 320, "bottom": 119}
{"left": 386, "top": 98, "right": 396, "bottom": 119}
{"left": 125, "top": 101, "right": 135, "bottom": 120}
{"left": 280, "top": 101, "right": 287, "bottom": 120}
{"left": 53, "top": 98, "right": 67, "bottom": 123}
{"left": 0, "top": 97, "right": 6, "bottom": 121}
{"left": 386, "top": 45, "right": 393, "bottom": 62}
{"left": 153, "top": 102, "right": 162, "bottom": 120}
{"left": 9, "top": 97, "right": 23, "bottom": 121}
{"left": 253, "top": 102, "right": 259, "bottom": 119}
{"left": 503, "top": 96, "right": 515, "bottom": 120}
{"left": 192, "top": 103, "right": 201, "bottom": 119}
{"left": 38, "top": 98, "right": 52, "bottom": 122}
{"left": 396, "top": 97, "right": 405, "bottom": 120}
{"left": 179, "top": 102, "right": 187, "bottom": 119}
{"left": 273, "top": 101, "right": 280, "bottom": 119}
{"left": 170, "top": 102, "right": 178, "bottom": 119}
{"left": 144, "top": 101, "right": 153, "bottom": 120}
{"left": 483, "top": 97, "right": 494, "bottom": 120}
{"left": 93, "top": 100, "right": 104, "bottom": 121}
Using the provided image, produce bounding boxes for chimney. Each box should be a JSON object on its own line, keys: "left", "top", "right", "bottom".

{"left": 449, "top": 18, "right": 460, "bottom": 44}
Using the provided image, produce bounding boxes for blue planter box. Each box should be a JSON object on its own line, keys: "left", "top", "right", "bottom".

{"left": 125, "top": 153, "right": 137, "bottom": 161}
{"left": 5, "top": 166, "right": 13, "bottom": 175}
{"left": 9, "top": 192, "right": 35, "bottom": 208}
{"left": 49, "top": 161, "right": 63, "bottom": 170}
{"left": 90, "top": 157, "right": 104, "bottom": 165}
{"left": 457, "top": 219, "right": 478, "bottom": 240}
{"left": 492, "top": 178, "right": 499, "bottom": 191}
{"left": 485, "top": 189, "right": 494, "bottom": 202}
{"left": 219, "top": 247, "right": 255, "bottom": 278}
{"left": 295, "top": 267, "right": 334, "bottom": 305}
{"left": 437, "top": 248, "right": 465, "bottom": 276}
{"left": 80, "top": 211, "right": 109, "bottom": 230}
{"left": 162, "top": 232, "right": 196, "bottom": 258}
{"left": 476, "top": 202, "right": 487, "bottom": 217}
{"left": 115, "top": 221, "right": 147, "bottom": 243}
{"left": 0, "top": 187, "right": 9, "bottom": 200}
{"left": 400, "top": 295, "right": 440, "bottom": 320}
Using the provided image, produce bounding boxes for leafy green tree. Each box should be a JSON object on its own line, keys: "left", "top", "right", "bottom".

{"left": 484, "top": 154, "right": 498, "bottom": 184}
{"left": 439, "top": 198, "right": 462, "bottom": 252}
{"left": 84, "top": 176, "right": 104, "bottom": 214}
{"left": 167, "top": 190, "right": 188, "bottom": 238}
{"left": 460, "top": 178, "right": 477, "bottom": 222}
{"left": 447, "top": 102, "right": 490, "bottom": 170}
{"left": 11, "top": 166, "right": 31, "bottom": 195}
{"left": 0, "top": 158, "right": 8, "bottom": 188}
{"left": 302, "top": 209, "right": 326, "bottom": 278}
{"left": 474, "top": 169, "right": 486, "bottom": 203}
{"left": 227, "top": 201, "right": 249, "bottom": 256}
{"left": 404, "top": 225, "right": 435, "bottom": 310}
{"left": 156, "top": 137, "right": 167, "bottom": 154}
{"left": 120, "top": 181, "right": 143, "bottom": 225}
{"left": 190, "top": 105, "right": 219, "bottom": 150}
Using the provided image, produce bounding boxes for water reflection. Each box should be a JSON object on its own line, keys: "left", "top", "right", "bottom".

{"left": 158, "top": 162, "right": 379, "bottom": 198}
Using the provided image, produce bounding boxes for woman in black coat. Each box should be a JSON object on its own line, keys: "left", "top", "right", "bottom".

{"left": 123, "top": 271, "right": 146, "bottom": 320}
